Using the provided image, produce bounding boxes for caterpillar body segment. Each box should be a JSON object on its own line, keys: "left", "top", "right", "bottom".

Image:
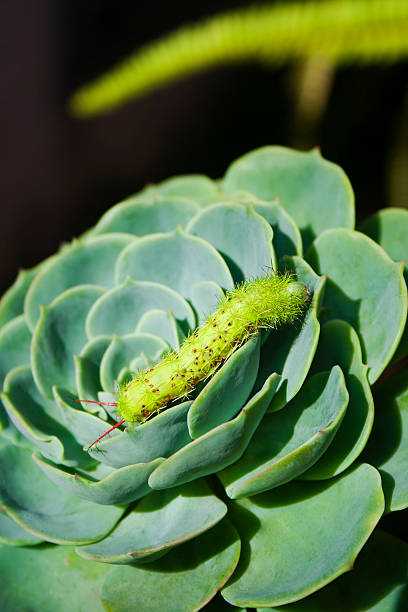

{"left": 117, "top": 275, "right": 309, "bottom": 423}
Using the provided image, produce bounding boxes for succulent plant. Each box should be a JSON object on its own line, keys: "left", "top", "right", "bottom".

{"left": 0, "top": 146, "right": 407, "bottom": 611}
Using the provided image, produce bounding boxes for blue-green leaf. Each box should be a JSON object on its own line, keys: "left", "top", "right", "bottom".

{"left": 115, "top": 227, "right": 234, "bottom": 300}
{"left": 219, "top": 367, "right": 348, "bottom": 498}
{"left": 307, "top": 228, "right": 407, "bottom": 383}
{"left": 222, "top": 146, "right": 354, "bottom": 251}
{"left": 222, "top": 464, "right": 384, "bottom": 608}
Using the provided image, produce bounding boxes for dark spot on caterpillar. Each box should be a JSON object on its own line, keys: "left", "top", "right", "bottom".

{"left": 141, "top": 410, "right": 151, "bottom": 417}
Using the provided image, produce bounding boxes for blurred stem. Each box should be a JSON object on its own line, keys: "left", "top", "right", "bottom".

{"left": 289, "top": 56, "right": 335, "bottom": 149}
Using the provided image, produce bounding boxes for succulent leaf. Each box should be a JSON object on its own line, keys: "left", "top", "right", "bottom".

{"left": 227, "top": 192, "right": 303, "bottom": 261}
{"left": 302, "top": 319, "right": 374, "bottom": 479}
{"left": 33, "top": 451, "right": 161, "bottom": 505}
{"left": 306, "top": 228, "right": 407, "bottom": 383}
{"left": 219, "top": 366, "right": 349, "bottom": 498}
{"left": 0, "top": 145, "right": 406, "bottom": 610}
{"left": 0, "top": 543, "right": 111, "bottom": 612}
{"left": 100, "top": 518, "right": 240, "bottom": 612}
{"left": 263, "top": 531, "right": 408, "bottom": 611}
{"left": 0, "top": 315, "right": 32, "bottom": 387}
{"left": 0, "top": 510, "right": 43, "bottom": 546}
{"left": 222, "top": 464, "right": 384, "bottom": 607}
{"left": 25, "top": 234, "right": 134, "bottom": 331}
{"left": 0, "top": 442, "right": 124, "bottom": 544}
{"left": 135, "top": 309, "right": 183, "bottom": 350}
{"left": 362, "top": 369, "right": 408, "bottom": 512}
{"left": 360, "top": 206, "right": 408, "bottom": 363}
{"left": 32, "top": 286, "right": 106, "bottom": 399}
{"left": 76, "top": 478, "right": 227, "bottom": 564}
{"left": 223, "top": 146, "right": 354, "bottom": 251}
{"left": 0, "top": 266, "right": 38, "bottom": 327}
{"left": 90, "top": 194, "right": 200, "bottom": 237}
{"left": 140, "top": 174, "right": 221, "bottom": 206}
{"left": 2, "top": 367, "right": 89, "bottom": 467}
{"left": 148, "top": 373, "right": 280, "bottom": 489}
{"left": 86, "top": 278, "right": 195, "bottom": 339}
{"left": 115, "top": 227, "right": 234, "bottom": 299}
{"left": 186, "top": 201, "right": 275, "bottom": 281}
{"left": 90, "top": 401, "right": 193, "bottom": 467}
{"left": 99, "top": 333, "right": 167, "bottom": 392}
{"left": 75, "top": 335, "right": 113, "bottom": 408}
{"left": 187, "top": 333, "right": 261, "bottom": 438}
{"left": 191, "top": 280, "right": 225, "bottom": 324}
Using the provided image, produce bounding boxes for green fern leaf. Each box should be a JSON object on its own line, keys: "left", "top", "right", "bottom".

{"left": 69, "top": 0, "right": 408, "bottom": 117}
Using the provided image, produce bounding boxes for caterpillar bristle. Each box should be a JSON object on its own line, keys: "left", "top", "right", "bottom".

{"left": 75, "top": 399, "right": 118, "bottom": 407}
{"left": 87, "top": 418, "right": 126, "bottom": 450}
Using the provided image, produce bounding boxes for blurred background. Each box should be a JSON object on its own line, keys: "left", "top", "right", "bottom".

{"left": 1, "top": 0, "right": 408, "bottom": 294}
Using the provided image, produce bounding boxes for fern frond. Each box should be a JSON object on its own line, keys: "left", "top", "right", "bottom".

{"left": 69, "top": 0, "right": 408, "bottom": 117}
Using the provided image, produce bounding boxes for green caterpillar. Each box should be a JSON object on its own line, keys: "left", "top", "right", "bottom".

{"left": 82, "top": 275, "right": 309, "bottom": 447}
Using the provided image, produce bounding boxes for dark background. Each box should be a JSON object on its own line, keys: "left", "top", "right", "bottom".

{"left": 1, "top": 0, "right": 408, "bottom": 295}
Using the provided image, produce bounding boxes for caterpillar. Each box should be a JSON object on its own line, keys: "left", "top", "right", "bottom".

{"left": 78, "top": 275, "right": 309, "bottom": 449}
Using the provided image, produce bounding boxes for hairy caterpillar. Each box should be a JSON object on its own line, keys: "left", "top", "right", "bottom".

{"left": 79, "top": 275, "right": 309, "bottom": 448}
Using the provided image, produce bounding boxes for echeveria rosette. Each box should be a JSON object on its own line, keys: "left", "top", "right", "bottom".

{"left": 0, "top": 146, "right": 406, "bottom": 612}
